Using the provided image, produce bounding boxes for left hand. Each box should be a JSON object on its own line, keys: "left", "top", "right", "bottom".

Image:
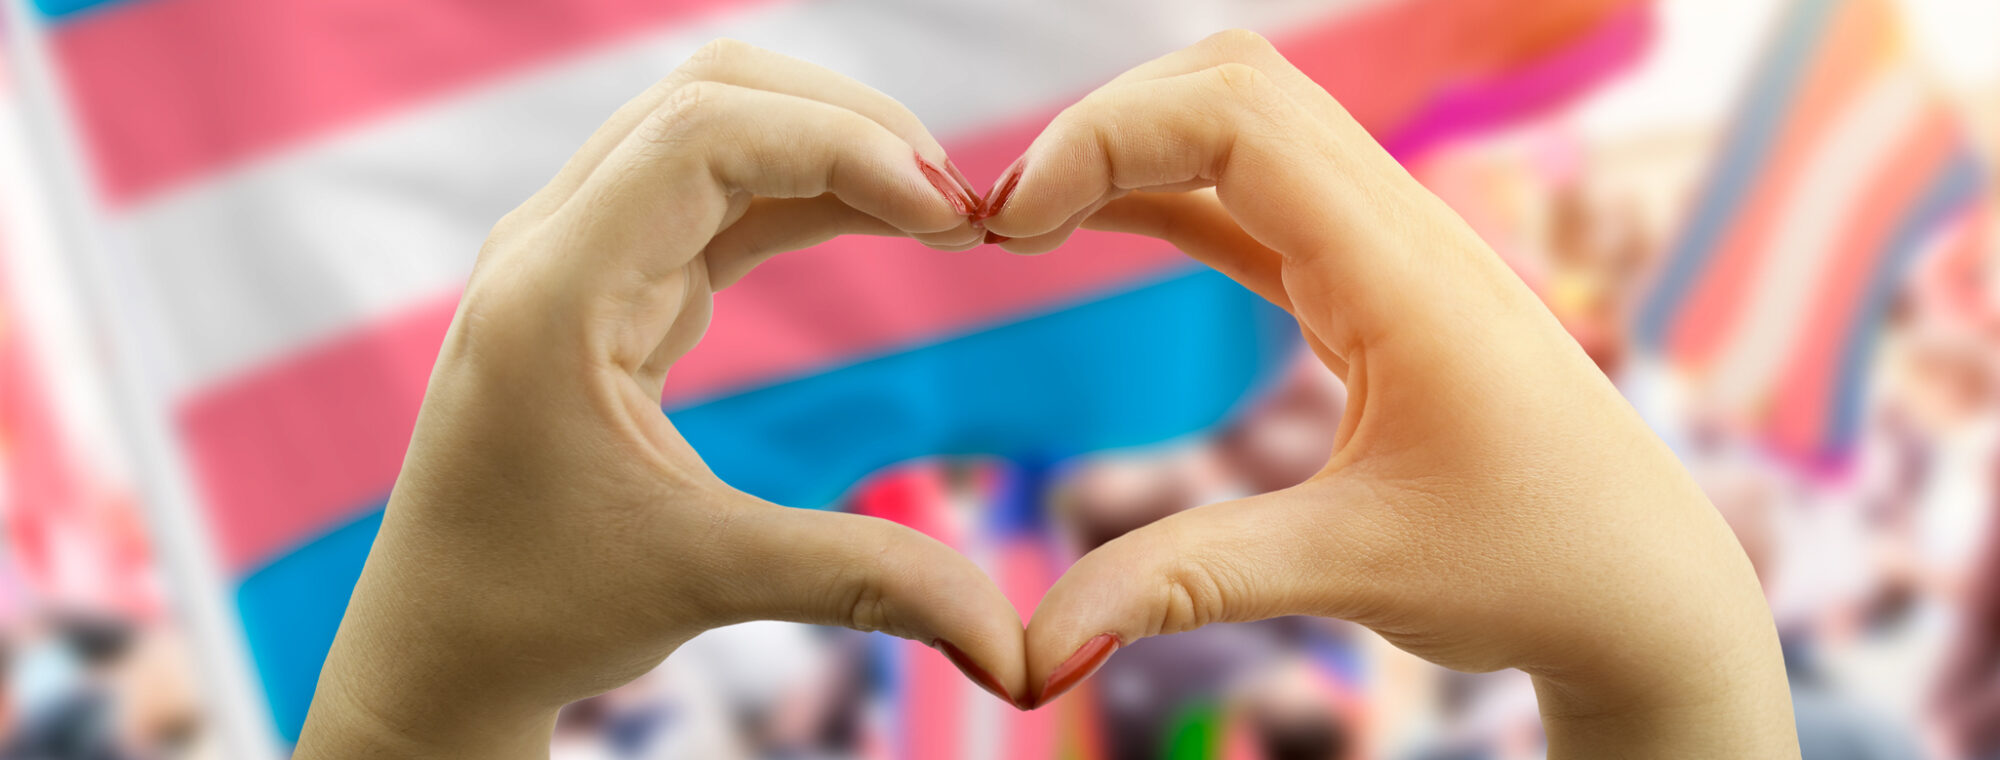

{"left": 296, "top": 40, "right": 1028, "bottom": 760}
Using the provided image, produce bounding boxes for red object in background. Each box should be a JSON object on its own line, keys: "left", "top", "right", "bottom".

{"left": 0, "top": 264, "right": 157, "bottom": 619}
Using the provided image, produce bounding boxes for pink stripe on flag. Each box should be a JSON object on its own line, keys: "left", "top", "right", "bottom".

{"left": 180, "top": 230, "right": 1186, "bottom": 574}
{"left": 1382, "top": 3, "right": 1653, "bottom": 160}
{"left": 178, "top": 297, "right": 453, "bottom": 575}
{"left": 902, "top": 638, "right": 968, "bottom": 760}
{"left": 51, "top": 0, "right": 762, "bottom": 204}
{"left": 1665, "top": 0, "right": 1888, "bottom": 368}
{"left": 995, "top": 539, "right": 1058, "bottom": 754}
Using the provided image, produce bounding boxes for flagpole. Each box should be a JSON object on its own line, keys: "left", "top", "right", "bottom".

{"left": 0, "top": 3, "right": 279, "bottom": 757}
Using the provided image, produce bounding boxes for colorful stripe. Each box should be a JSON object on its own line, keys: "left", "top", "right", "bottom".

{"left": 1661, "top": 0, "right": 1888, "bottom": 366}
{"left": 179, "top": 229, "right": 1189, "bottom": 574}
{"left": 1383, "top": 3, "right": 1653, "bottom": 160}
{"left": 48, "top": 0, "right": 1642, "bottom": 207}
{"left": 46, "top": 0, "right": 762, "bottom": 202}
{"left": 1804, "top": 155, "right": 1982, "bottom": 462}
{"left": 1636, "top": 0, "right": 1840, "bottom": 347}
{"left": 1701, "top": 69, "right": 1927, "bottom": 417}
{"left": 1634, "top": 0, "right": 1988, "bottom": 464}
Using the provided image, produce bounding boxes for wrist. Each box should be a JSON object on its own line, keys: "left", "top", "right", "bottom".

{"left": 1527, "top": 614, "right": 1799, "bottom": 759}
{"left": 297, "top": 668, "right": 558, "bottom": 760}
{"left": 296, "top": 557, "right": 566, "bottom": 759}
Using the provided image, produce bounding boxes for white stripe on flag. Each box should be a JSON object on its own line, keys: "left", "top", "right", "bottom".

{"left": 106, "top": 0, "right": 1369, "bottom": 401}
{"left": 1707, "top": 68, "right": 1925, "bottom": 418}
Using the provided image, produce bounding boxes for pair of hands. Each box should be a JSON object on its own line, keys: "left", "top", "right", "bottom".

{"left": 296, "top": 32, "right": 1799, "bottom": 758}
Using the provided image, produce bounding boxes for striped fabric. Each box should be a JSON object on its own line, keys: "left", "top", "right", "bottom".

{"left": 15, "top": 0, "right": 1647, "bottom": 752}
{"left": 1635, "top": 0, "right": 1988, "bottom": 468}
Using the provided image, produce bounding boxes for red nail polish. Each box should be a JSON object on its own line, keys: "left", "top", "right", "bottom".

{"left": 1035, "top": 634, "right": 1119, "bottom": 708}
{"left": 944, "top": 159, "right": 980, "bottom": 202}
{"left": 984, "top": 230, "right": 1010, "bottom": 245}
{"left": 973, "top": 160, "right": 1024, "bottom": 223}
{"left": 916, "top": 152, "right": 977, "bottom": 216}
{"left": 934, "top": 639, "right": 1013, "bottom": 705}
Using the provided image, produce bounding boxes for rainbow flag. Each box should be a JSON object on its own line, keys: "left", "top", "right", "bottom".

{"left": 9, "top": 0, "right": 1647, "bottom": 752}
{"left": 1635, "top": 0, "right": 1988, "bottom": 468}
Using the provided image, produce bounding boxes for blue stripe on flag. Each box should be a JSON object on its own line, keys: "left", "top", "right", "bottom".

{"left": 236, "top": 267, "right": 1299, "bottom": 740}
{"left": 235, "top": 510, "right": 381, "bottom": 745}
{"left": 30, "top": 0, "right": 130, "bottom": 21}
{"left": 1635, "top": 0, "right": 1839, "bottom": 347}
{"left": 1821, "top": 155, "right": 1984, "bottom": 459}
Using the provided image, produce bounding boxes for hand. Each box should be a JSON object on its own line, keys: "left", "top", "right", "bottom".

{"left": 295, "top": 41, "right": 1028, "bottom": 759}
{"left": 983, "top": 31, "right": 1800, "bottom": 758}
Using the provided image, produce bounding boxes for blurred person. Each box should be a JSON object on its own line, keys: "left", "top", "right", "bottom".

{"left": 1824, "top": 308, "right": 2000, "bottom": 736}
{"left": 1396, "top": 670, "right": 1543, "bottom": 760}
{"left": 1703, "top": 458, "right": 1924, "bottom": 760}
{"left": 1055, "top": 358, "right": 1356, "bottom": 760}
{"left": 1210, "top": 358, "right": 1349, "bottom": 498}
{"left": 2, "top": 612, "right": 132, "bottom": 760}
{"left": 1930, "top": 310, "right": 2000, "bottom": 759}
{"left": 1227, "top": 654, "right": 1362, "bottom": 760}
{"left": 104, "top": 629, "right": 208, "bottom": 760}
{"left": 1934, "top": 489, "right": 2000, "bottom": 760}
{"left": 293, "top": 35, "right": 1798, "bottom": 759}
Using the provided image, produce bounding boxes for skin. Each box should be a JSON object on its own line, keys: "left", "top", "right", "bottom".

{"left": 297, "top": 33, "right": 1800, "bottom": 759}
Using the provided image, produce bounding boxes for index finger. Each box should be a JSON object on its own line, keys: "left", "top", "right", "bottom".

{"left": 528, "top": 39, "right": 980, "bottom": 218}
{"left": 984, "top": 60, "right": 1525, "bottom": 365}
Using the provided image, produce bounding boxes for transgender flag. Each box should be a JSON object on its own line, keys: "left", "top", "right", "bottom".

{"left": 5, "top": 0, "right": 1646, "bottom": 753}
{"left": 1635, "top": 0, "right": 1988, "bottom": 468}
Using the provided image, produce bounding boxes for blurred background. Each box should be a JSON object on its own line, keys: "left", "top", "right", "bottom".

{"left": 0, "top": 0, "right": 1996, "bottom": 757}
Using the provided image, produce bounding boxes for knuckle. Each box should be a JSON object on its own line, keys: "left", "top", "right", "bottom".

{"left": 1154, "top": 554, "right": 1230, "bottom": 636}
{"left": 884, "top": 108, "right": 932, "bottom": 148}
{"left": 1203, "top": 28, "right": 1278, "bottom": 59}
{"left": 640, "top": 81, "right": 726, "bottom": 146}
{"left": 1050, "top": 97, "right": 1117, "bottom": 147}
{"left": 826, "top": 522, "right": 914, "bottom": 637}
{"left": 1118, "top": 525, "right": 1232, "bottom": 637}
{"left": 484, "top": 207, "right": 532, "bottom": 242}
{"left": 686, "top": 37, "right": 752, "bottom": 71}
{"left": 842, "top": 577, "right": 893, "bottom": 634}
{"left": 1211, "top": 61, "right": 1278, "bottom": 104}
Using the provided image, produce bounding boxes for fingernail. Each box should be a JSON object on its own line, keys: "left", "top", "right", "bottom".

{"left": 944, "top": 159, "right": 980, "bottom": 202}
{"left": 984, "top": 230, "right": 1010, "bottom": 245}
{"left": 973, "top": 160, "right": 1024, "bottom": 224}
{"left": 1034, "top": 633, "right": 1119, "bottom": 708}
{"left": 916, "top": 152, "right": 977, "bottom": 216}
{"left": 934, "top": 639, "right": 1014, "bottom": 705}
{"left": 949, "top": 159, "right": 987, "bottom": 230}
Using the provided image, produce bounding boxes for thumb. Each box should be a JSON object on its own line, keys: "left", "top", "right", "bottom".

{"left": 716, "top": 505, "right": 1029, "bottom": 707}
{"left": 1023, "top": 482, "right": 1378, "bottom": 708}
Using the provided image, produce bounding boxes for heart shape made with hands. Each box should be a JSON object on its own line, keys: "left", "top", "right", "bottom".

{"left": 307, "top": 23, "right": 1797, "bottom": 757}
{"left": 689, "top": 56, "right": 1712, "bottom": 716}
{"left": 395, "top": 31, "right": 1774, "bottom": 743}
{"left": 649, "top": 43, "right": 1525, "bottom": 712}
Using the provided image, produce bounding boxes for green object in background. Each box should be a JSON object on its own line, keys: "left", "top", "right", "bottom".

{"left": 1165, "top": 700, "right": 1227, "bottom": 759}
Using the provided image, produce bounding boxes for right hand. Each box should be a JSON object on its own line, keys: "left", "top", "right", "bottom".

{"left": 983, "top": 30, "right": 1800, "bottom": 758}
